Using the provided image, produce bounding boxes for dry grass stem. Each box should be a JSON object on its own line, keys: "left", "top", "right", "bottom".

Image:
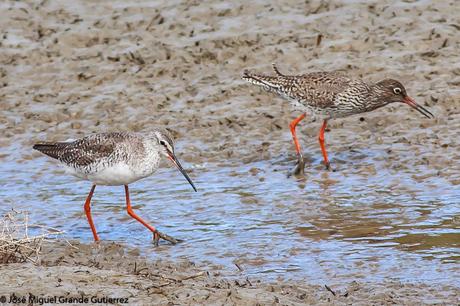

{"left": 0, "top": 209, "right": 64, "bottom": 264}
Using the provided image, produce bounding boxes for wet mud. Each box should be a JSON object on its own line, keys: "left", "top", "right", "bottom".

{"left": 0, "top": 0, "right": 459, "bottom": 304}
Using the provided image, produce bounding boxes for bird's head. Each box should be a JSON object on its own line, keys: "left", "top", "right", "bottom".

{"left": 375, "top": 79, "right": 434, "bottom": 119}
{"left": 152, "top": 129, "right": 197, "bottom": 192}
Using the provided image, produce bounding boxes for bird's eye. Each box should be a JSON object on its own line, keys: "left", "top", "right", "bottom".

{"left": 159, "top": 140, "right": 166, "bottom": 146}
{"left": 393, "top": 87, "right": 402, "bottom": 94}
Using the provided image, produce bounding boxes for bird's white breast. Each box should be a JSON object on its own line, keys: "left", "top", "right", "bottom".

{"left": 64, "top": 162, "right": 153, "bottom": 186}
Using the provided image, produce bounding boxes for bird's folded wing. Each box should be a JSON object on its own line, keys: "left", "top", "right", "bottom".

{"left": 34, "top": 133, "right": 126, "bottom": 167}
{"left": 288, "top": 72, "right": 359, "bottom": 108}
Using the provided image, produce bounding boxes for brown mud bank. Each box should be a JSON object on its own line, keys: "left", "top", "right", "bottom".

{"left": 0, "top": 240, "right": 458, "bottom": 305}
{"left": 0, "top": 0, "right": 459, "bottom": 304}
{"left": 0, "top": 0, "right": 459, "bottom": 169}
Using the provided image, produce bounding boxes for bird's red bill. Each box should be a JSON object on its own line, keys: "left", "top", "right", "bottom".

{"left": 403, "top": 96, "right": 434, "bottom": 119}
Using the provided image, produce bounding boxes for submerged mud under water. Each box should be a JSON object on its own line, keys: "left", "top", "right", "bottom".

{"left": 0, "top": 0, "right": 459, "bottom": 297}
{"left": 1, "top": 155, "right": 459, "bottom": 287}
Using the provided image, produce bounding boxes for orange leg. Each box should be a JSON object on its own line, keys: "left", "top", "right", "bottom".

{"left": 318, "top": 119, "right": 330, "bottom": 170}
{"left": 84, "top": 185, "right": 99, "bottom": 241}
{"left": 289, "top": 113, "right": 306, "bottom": 175}
{"left": 124, "top": 185, "right": 160, "bottom": 241}
{"left": 289, "top": 113, "right": 306, "bottom": 157}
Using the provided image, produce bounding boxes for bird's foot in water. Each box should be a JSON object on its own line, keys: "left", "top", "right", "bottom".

{"left": 324, "top": 162, "right": 337, "bottom": 172}
{"left": 324, "top": 161, "right": 336, "bottom": 172}
{"left": 289, "top": 156, "right": 305, "bottom": 177}
{"left": 153, "top": 230, "right": 182, "bottom": 246}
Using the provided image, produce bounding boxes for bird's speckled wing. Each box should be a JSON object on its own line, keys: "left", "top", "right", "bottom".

{"left": 243, "top": 67, "right": 368, "bottom": 109}
{"left": 33, "top": 132, "right": 139, "bottom": 167}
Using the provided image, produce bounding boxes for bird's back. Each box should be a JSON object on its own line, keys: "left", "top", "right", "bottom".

{"left": 33, "top": 132, "right": 142, "bottom": 172}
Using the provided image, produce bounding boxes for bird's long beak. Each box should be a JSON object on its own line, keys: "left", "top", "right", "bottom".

{"left": 403, "top": 96, "right": 434, "bottom": 119}
{"left": 167, "top": 152, "right": 197, "bottom": 192}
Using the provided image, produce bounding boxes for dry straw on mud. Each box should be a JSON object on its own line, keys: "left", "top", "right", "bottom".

{"left": 0, "top": 209, "right": 63, "bottom": 264}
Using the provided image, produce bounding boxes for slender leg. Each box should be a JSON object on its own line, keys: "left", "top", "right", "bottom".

{"left": 124, "top": 185, "right": 178, "bottom": 246}
{"left": 84, "top": 185, "right": 99, "bottom": 241}
{"left": 318, "top": 119, "right": 331, "bottom": 170}
{"left": 289, "top": 113, "right": 306, "bottom": 175}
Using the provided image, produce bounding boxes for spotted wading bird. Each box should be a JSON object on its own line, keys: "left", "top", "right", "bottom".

{"left": 242, "top": 64, "right": 434, "bottom": 175}
{"left": 33, "top": 129, "right": 197, "bottom": 245}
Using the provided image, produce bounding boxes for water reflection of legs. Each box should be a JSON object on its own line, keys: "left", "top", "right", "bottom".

{"left": 294, "top": 173, "right": 308, "bottom": 189}
{"left": 317, "top": 172, "right": 339, "bottom": 201}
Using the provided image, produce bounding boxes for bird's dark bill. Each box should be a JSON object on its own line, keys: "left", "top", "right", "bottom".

{"left": 168, "top": 154, "right": 197, "bottom": 192}
{"left": 404, "top": 96, "right": 434, "bottom": 119}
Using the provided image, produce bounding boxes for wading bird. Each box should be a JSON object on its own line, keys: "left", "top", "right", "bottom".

{"left": 33, "top": 129, "right": 197, "bottom": 245}
{"left": 243, "top": 64, "right": 434, "bottom": 175}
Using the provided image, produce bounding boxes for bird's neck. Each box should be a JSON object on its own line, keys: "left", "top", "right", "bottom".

{"left": 140, "top": 139, "right": 161, "bottom": 168}
{"left": 365, "top": 83, "right": 390, "bottom": 111}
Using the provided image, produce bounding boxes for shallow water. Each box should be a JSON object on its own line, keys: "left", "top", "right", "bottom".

{"left": 1, "top": 0, "right": 459, "bottom": 292}
{"left": 1, "top": 149, "right": 459, "bottom": 287}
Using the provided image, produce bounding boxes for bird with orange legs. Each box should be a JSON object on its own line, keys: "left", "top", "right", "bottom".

{"left": 243, "top": 64, "right": 434, "bottom": 175}
{"left": 33, "top": 129, "right": 197, "bottom": 245}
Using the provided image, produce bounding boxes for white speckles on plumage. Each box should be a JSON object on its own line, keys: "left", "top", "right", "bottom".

{"left": 34, "top": 131, "right": 168, "bottom": 186}
{"left": 242, "top": 64, "right": 433, "bottom": 174}
{"left": 34, "top": 128, "right": 196, "bottom": 245}
{"left": 241, "top": 64, "right": 424, "bottom": 120}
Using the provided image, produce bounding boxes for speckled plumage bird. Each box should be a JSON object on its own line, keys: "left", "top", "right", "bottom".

{"left": 33, "top": 129, "right": 197, "bottom": 245}
{"left": 242, "top": 64, "right": 434, "bottom": 175}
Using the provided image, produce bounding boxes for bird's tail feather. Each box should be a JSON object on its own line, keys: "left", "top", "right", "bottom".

{"left": 33, "top": 142, "right": 67, "bottom": 160}
{"left": 242, "top": 64, "right": 288, "bottom": 92}
{"left": 242, "top": 70, "right": 283, "bottom": 91}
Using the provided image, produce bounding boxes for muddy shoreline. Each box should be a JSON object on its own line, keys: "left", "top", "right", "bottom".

{"left": 0, "top": 0, "right": 459, "bottom": 304}
{"left": 0, "top": 240, "right": 457, "bottom": 305}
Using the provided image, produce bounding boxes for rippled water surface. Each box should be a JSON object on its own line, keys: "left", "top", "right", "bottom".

{"left": 1, "top": 150, "right": 459, "bottom": 287}
{"left": 1, "top": 0, "right": 459, "bottom": 289}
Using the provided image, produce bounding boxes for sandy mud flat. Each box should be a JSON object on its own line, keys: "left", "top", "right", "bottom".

{"left": 0, "top": 0, "right": 459, "bottom": 304}
{"left": 0, "top": 240, "right": 458, "bottom": 305}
